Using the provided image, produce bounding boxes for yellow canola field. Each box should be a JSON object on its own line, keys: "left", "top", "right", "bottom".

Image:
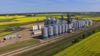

{"left": 76, "top": 16, "right": 100, "bottom": 20}
{"left": 0, "top": 16, "right": 45, "bottom": 25}
{"left": 54, "top": 32, "right": 100, "bottom": 56}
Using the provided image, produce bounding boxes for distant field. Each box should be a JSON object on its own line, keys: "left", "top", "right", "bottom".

{"left": 54, "top": 32, "right": 100, "bottom": 56}
{"left": 0, "top": 16, "right": 45, "bottom": 26}
{"left": 0, "top": 15, "right": 100, "bottom": 26}
{"left": 76, "top": 16, "right": 100, "bottom": 20}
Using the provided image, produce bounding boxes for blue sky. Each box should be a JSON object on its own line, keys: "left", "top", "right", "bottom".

{"left": 0, "top": 0, "right": 100, "bottom": 14}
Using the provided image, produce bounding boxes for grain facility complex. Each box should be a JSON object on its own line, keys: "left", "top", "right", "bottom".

{"left": 41, "top": 15, "right": 93, "bottom": 39}
{"left": 2, "top": 15, "right": 93, "bottom": 40}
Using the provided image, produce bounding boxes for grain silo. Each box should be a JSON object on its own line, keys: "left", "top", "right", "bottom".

{"left": 65, "top": 24, "right": 68, "bottom": 32}
{"left": 89, "top": 20, "right": 93, "bottom": 26}
{"left": 53, "top": 24, "right": 59, "bottom": 35}
{"left": 58, "top": 24, "right": 62, "bottom": 34}
{"left": 84, "top": 19, "right": 89, "bottom": 27}
{"left": 42, "top": 27, "right": 48, "bottom": 39}
{"left": 48, "top": 26, "right": 54, "bottom": 37}
{"left": 62, "top": 24, "right": 66, "bottom": 33}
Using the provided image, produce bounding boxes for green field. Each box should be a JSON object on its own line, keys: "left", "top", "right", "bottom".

{"left": 0, "top": 39, "right": 39, "bottom": 54}
{"left": 0, "top": 31, "right": 13, "bottom": 38}
{"left": 76, "top": 16, "right": 100, "bottom": 20}
{"left": 54, "top": 32, "right": 100, "bottom": 56}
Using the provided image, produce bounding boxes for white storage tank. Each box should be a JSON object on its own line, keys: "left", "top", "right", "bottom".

{"left": 68, "top": 23, "right": 73, "bottom": 30}
{"left": 48, "top": 26, "right": 54, "bottom": 37}
{"left": 79, "top": 20, "right": 83, "bottom": 28}
{"left": 62, "top": 24, "right": 66, "bottom": 33}
{"left": 42, "top": 27, "right": 48, "bottom": 39}
{"left": 89, "top": 20, "right": 93, "bottom": 26}
{"left": 75, "top": 20, "right": 80, "bottom": 30}
{"left": 85, "top": 20, "right": 89, "bottom": 27}
{"left": 81, "top": 20, "right": 85, "bottom": 28}
{"left": 58, "top": 25, "right": 62, "bottom": 34}
{"left": 82, "top": 20, "right": 86, "bottom": 28}
{"left": 78, "top": 20, "right": 82, "bottom": 28}
{"left": 72, "top": 21, "right": 76, "bottom": 30}
{"left": 53, "top": 24, "right": 59, "bottom": 35}
{"left": 56, "top": 19, "right": 60, "bottom": 24}
{"left": 4, "top": 34, "right": 17, "bottom": 40}
{"left": 68, "top": 23, "right": 73, "bottom": 33}
{"left": 65, "top": 24, "right": 68, "bottom": 32}
{"left": 77, "top": 20, "right": 80, "bottom": 29}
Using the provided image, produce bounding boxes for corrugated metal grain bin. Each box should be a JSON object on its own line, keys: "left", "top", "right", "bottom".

{"left": 79, "top": 20, "right": 83, "bottom": 28}
{"left": 51, "top": 18, "right": 56, "bottom": 24}
{"left": 68, "top": 23, "right": 73, "bottom": 30}
{"left": 85, "top": 20, "right": 89, "bottom": 27}
{"left": 77, "top": 20, "right": 80, "bottom": 29}
{"left": 42, "top": 27, "right": 48, "bottom": 39}
{"left": 65, "top": 24, "right": 68, "bottom": 32}
{"left": 78, "top": 20, "right": 82, "bottom": 28}
{"left": 75, "top": 20, "right": 80, "bottom": 30}
{"left": 82, "top": 20, "right": 86, "bottom": 28}
{"left": 62, "top": 24, "right": 66, "bottom": 33}
{"left": 58, "top": 25, "right": 62, "bottom": 34}
{"left": 53, "top": 24, "right": 59, "bottom": 35}
{"left": 4, "top": 34, "right": 17, "bottom": 40}
{"left": 68, "top": 23, "right": 73, "bottom": 32}
{"left": 73, "top": 21, "right": 77, "bottom": 30}
{"left": 89, "top": 20, "right": 93, "bottom": 26}
{"left": 48, "top": 26, "right": 54, "bottom": 37}
{"left": 81, "top": 20, "right": 85, "bottom": 28}
{"left": 56, "top": 19, "right": 60, "bottom": 24}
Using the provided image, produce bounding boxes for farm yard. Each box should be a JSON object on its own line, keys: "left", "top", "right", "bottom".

{"left": 54, "top": 32, "right": 100, "bottom": 56}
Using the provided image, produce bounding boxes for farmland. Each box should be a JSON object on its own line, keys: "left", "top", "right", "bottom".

{"left": 0, "top": 15, "right": 100, "bottom": 25}
{"left": 0, "top": 13, "right": 100, "bottom": 56}
{"left": 0, "top": 31, "right": 13, "bottom": 38}
{"left": 0, "top": 15, "right": 100, "bottom": 27}
{"left": 0, "top": 16, "right": 45, "bottom": 26}
{"left": 75, "top": 15, "right": 100, "bottom": 20}
{"left": 0, "top": 15, "right": 100, "bottom": 39}
{"left": 0, "top": 38, "right": 39, "bottom": 54}
{"left": 0, "top": 15, "right": 45, "bottom": 37}
{"left": 54, "top": 32, "right": 100, "bottom": 56}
